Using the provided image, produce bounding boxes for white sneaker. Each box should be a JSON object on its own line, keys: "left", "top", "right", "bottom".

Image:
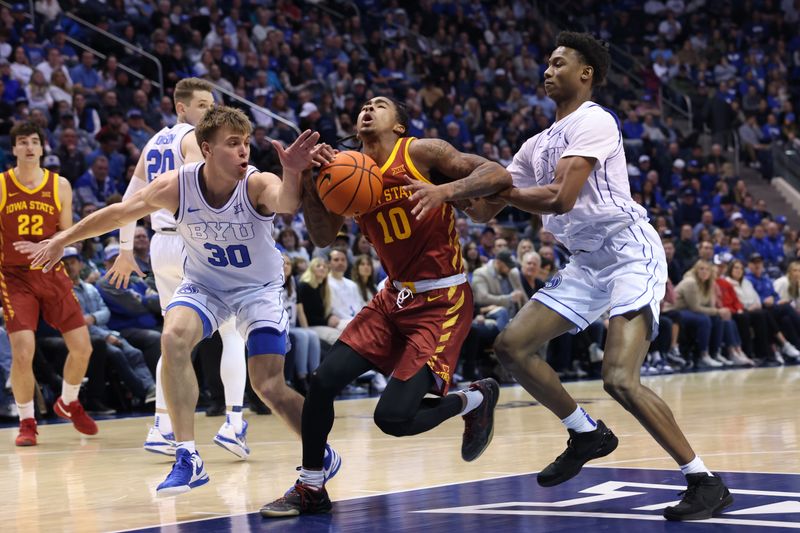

{"left": 589, "top": 343, "right": 604, "bottom": 363}
{"left": 144, "top": 426, "right": 177, "bottom": 456}
{"left": 666, "top": 347, "right": 687, "bottom": 368}
{"left": 774, "top": 350, "right": 786, "bottom": 365}
{"left": 213, "top": 419, "right": 250, "bottom": 459}
{"left": 781, "top": 342, "right": 800, "bottom": 359}
{"left": 730, "top": 350, "right": 755, "bottom": 367}
{"left": 713, "top": 353, "right": 734, "bottom": 366}
{"left": 698, "top": 354, "right": 723, "bottom": 368}
{"left": 371, "top": 372, "right": 388, "bottom": 393}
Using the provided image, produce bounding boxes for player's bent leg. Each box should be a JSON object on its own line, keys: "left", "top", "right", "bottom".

{"left": 603, "top": 309, "right": 733, "bottom": 520}
{"left": 602, "top": 309, "right": 694, "bottom": 464}
{"left": 494, "top": 300, "right": 580, "bottom": 418}
{"left": 160, "top": 305, "right": 206, "bottom": 442}
{"left": 55, "top": 326, "right": 97, "bottom": 436}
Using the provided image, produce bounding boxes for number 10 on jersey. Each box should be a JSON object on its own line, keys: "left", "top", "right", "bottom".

{"left": 375, "top": 207, "right": 411, "bottom": 243}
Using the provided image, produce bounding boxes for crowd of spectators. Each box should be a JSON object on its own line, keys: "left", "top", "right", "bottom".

{"left": 2, "top": 0, "right": 800, "bottom": 419}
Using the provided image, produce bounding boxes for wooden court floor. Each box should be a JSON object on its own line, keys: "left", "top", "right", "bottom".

{"left": 1, "top": 366, "right": 799, "bottom": 532}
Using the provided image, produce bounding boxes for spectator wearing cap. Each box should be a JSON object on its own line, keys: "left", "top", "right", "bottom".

{"left": 675, "top": 187, "right": 702, "bottom": 227}
{"left": 126, "top": 108, "right": 153, "bottom": 151}
{"left": 62, "top": 246, "right": 157, "bottom": 405}
{"left": 20, "top": 24, "right": 45, "bottom": 66}
{"left": 96, "top": 242, "right": 162, "bottom": 374}
{"left": 472, "top": 250, "right": 526, "bottom": 326}
{"left": 745, "top": 253, "right": 800, "bottom": 361}
{"left": 88, "top": 129, "right": 126, "bottom": 180}
{"left": 70, "top": 51, "right": 102, "bottom": 95}
{"left": 47, "top": 25, "right": 77, "bottom": 62}
{"left": 42, "top": 154, "right": 60, "bottom": 173}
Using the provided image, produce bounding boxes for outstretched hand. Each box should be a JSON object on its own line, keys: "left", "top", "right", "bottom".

{"left": 104, "top": 249, "right": 146, "bottom": 289}
{"left": 403, "top": 178, "right": 451, "bottom": 220}
{"left": 13, "top": 239, "right": 65, "bottom": 272}
{"left": 271, "top": 130, "right": 329, "bottom": 174}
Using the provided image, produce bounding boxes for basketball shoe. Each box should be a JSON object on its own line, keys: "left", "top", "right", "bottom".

{"left": 54, "top": 397, "right": 98, "bottom": 435}
{"left": 144, "top": 426, "right": 177, "bottom": 455}
{"left": 283, "top": 444, "right": 342, "bottom": 496}
{"left": 15, "top": 418, "right": 37, "bottom": 446}
{"left": 213, "top": 418, "right": 250, "bottom": 459}
{"left": 537, "top": 420, "right": 618, "bottom": 487}
{"left": 260, "top": 483, "right": 332, "bottom": 517}
{"left": 461, "top": 377, "right": 500, "bottom": 462}
{"left": 156, "top": 448, "right": 209, "bottom": 497}
{"left": 663, "top": 473, "right": 734, "bottom": 521}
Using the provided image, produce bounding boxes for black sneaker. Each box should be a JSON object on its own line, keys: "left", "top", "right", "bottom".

{"left": 461, "top": 377, "right": 500, "bottom": 462}
{"left": 260, "top": 483, "right": 332, "bottom": 518}
{"left": 663, "top": 473, "right": 734, "bottom": 521}
{"left": 537, "top": 419, "right": 618, "bottom": 487}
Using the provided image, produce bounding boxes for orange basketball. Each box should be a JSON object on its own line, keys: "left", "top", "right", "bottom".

{"left": 316, "top": 150, "right": 383, "bottom": 217}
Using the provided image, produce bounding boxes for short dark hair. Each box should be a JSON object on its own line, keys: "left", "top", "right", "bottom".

{"left": 555, "top": 31, "right": 610, "bottom": 87}
{"left": 387, "top": 96, "right": 409, "bottom": 135}
{"left": 10, "top": 121, "right": 45, "bottom": 147}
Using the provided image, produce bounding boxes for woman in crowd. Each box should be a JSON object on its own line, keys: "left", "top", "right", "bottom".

{"left": 352, "top": 254, "right": 377, "bottom": 304}
{"left": 296, "top": 257, "right": 340, "bottom": 347}
{"left": 673, "top": 260, "right": 727, "bottom": 368}
{"left": 774, "top": 260, "right": 800, "bottom": 308}
{"left": 277, "top": 228, "right": 310, "bottom": 262}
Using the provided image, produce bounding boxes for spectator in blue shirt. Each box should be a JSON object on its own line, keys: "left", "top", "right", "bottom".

{"left": 746, "top": 253, "right": 800, "bottom": 358}
{"left": 74, "top": 156, "right": 125, "bottom": 212}
{"left": 70, "top": 51, "right": 102, "bottom": 95}
{"left": 87, "top": 130, "right": 127, "bottom": 181}
{"left": 765, "top": 221, "right": 785, "bottom": 266}
{"left": 622, "top": 110, "right": 644, "bottom": 140}
{"left": 63, "top": 247, "right": 156, "bottom": 404}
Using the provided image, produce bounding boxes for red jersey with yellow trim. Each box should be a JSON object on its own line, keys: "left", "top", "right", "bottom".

{"left": 356, "top": 137, "right": 463, "bottom": 282}
{"left": 0, "top": 168, "right": 62, "bottom": 267}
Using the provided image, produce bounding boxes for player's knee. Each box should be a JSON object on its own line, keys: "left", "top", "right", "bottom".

{"left": 307, "top": 370, "right": 339, "bottom": 402}
{"left": 373, "top": 411, "right": 412, "bottom": 437}
{"left": 602, "top": 368, "right": 637, "bottom": 401}
{"left": 11, "top": 348, "right": 35, "bottom": 367}
{"left": 494, "top": 329, "right": 529, "bottom": 365}
{"left": 160, "top": 328, "right": 193, "bottom": 360}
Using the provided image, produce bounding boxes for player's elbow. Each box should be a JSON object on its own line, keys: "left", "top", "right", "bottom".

{"left": 550, "top": 194, "right": 576, "bottom": 215}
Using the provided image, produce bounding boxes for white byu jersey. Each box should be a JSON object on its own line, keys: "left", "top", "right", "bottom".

{"left": 508, "top": 101, "right": 647, "bottom": 253}
{"left": 175, "top": 162, "right": 284, "bottom": 291}
{"left": 142, "top": 122, "right": 195, "bottom": 231}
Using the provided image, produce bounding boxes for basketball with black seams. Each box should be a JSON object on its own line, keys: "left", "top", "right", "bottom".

{"left": 316, "top": 150, "right": 383, "bottom": 217}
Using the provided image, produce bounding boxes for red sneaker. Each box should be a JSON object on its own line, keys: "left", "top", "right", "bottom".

{"left": 54, "top": 397, "right": 98, "bottom": 435}
{"left": 15, "top": 418, "right": 38, "bottom": 446}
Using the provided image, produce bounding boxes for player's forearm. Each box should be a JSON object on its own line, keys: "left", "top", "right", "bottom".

{"left": 119, "top": 176, "right": 147, "bottom": 250}
{"left": 444, "top": 162, "right": 512, "bottom": 201}
{"left": 53, "top": 203, "right": 141, "bottom": 246}
{"left": 463, "top": 197, "right": 508, "bottom": 223}
{"left": 273, "top": 169, "right": 303, "bottom": 214}
{"left": 302, "top": 172, "right": 344, "bottom": 247}
{"left": 500, "top": 184, "right": 565, "bottom": 215}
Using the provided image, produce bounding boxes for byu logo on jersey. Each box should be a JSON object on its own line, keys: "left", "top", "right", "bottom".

{"left": 186, "top": 222, "right": 255, "bottom": 242}
{"left": 178, "top": 284, "right": 200, "bottom": 295}
{"left": 544, "top": 273, "right": 562, "bottom": 290}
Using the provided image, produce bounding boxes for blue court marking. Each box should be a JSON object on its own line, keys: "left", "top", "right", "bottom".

{"left": 120, "top": 467, "right": 800, "bottom": 532}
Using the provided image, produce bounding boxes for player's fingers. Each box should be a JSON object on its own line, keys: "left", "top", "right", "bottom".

{"left": 270, "top": 139, "right": 286, "bottom": 157}
{"left": 299, "top": 131, "right": 320, "bottom": 150}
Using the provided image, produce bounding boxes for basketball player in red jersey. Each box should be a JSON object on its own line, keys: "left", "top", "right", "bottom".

{"left": 0, "top": 122, "right": 97, "bottom": 446}
{"left": 260, "top": 96, "right": 512, "bottom": 517}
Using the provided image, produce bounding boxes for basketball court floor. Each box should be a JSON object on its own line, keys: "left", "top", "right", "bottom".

{"left": 2, "top": 366, "right": 799, "bottom": 532}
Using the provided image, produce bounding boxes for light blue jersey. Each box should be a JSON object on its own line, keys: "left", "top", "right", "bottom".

{"left": 142, "top": 123, "right": 194, "bottom": 231}
{"left": 174, "top": 161, "right": 284, "bottom": 292}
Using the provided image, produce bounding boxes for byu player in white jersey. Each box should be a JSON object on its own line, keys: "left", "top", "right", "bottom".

{"left": 18, "top": 106, "right": 342, "bottom": 496}
{"left": 104, "top": 78, "right": 251, "bottom": 459}
{"left": 405, "top": 32, "right": 731, "bottom": 522}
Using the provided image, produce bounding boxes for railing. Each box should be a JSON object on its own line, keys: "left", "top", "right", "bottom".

{"left": 774, "top": 143, "right": 800, "bottom": 186}
{"left": 62, "top": 12, "right": 164, "bottom": 99}
{"left": 206, "top": 81, "right": 301, "bottom": 137}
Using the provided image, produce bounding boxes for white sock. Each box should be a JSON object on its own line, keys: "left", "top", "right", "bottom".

{"left": 219, "top": 320, "right": 247, "bottom": 407}
{"left": 17, "top": 400, "right": 34, "bottom": 421}
{"left": 457, "top": 389, "right": 484, "bottom": 416}
{"left": 299, "top": 467, "right": 324, "bottom": 489}
{"left": 154, "top": 357, "right": 167, "bottom": 411}
{"left": 227, "top": 409, "right": 243, "bottom": 434}
{"left": 61, "top": 380, "right": 81, "bottom": 404}
{"left": 561, "top": 406, "right": 597, "bottom": 433}
{"left": 177, "top": 441, "right": 196, "bottom": 454}
{"left": 155, "top": 412, "right": 173, "bottom": 435}
{"left": 680, "top": 456, "right": 713, "bottom": 477}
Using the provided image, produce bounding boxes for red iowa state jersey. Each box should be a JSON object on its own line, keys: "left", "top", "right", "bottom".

{"left": 356, "top": 137, "right": 463, "bottom": 282}
{"left": 0, "top": 168, "right": 63, "bottom": 267}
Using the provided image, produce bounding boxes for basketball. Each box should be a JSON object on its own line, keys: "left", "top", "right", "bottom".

{"left": 316, "top": 151, "right": 383, "bottom": 217}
